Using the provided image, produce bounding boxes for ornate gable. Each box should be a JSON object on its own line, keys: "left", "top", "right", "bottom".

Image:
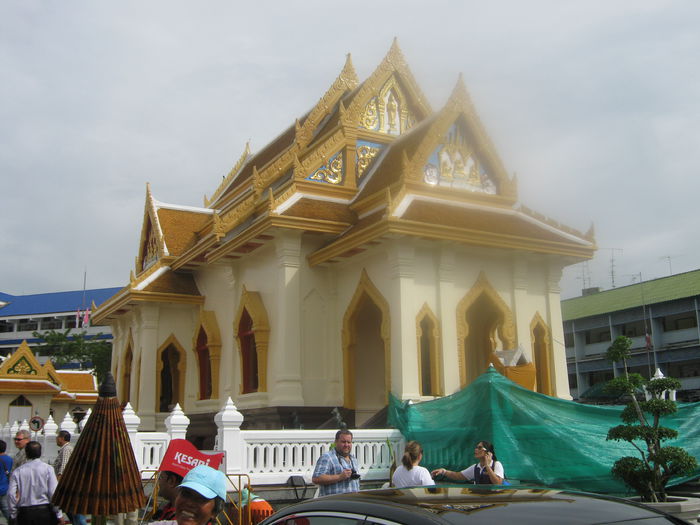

{"left": 0, "top": 341, "right": 43, "bottom": 377}
{"left": 346, "top": 39, "right": 431, "bottom": 139}
{"left": 409, "top": 76, "right": 516, "bottom": 200}
{"left": 136, "top": 183, "right": 168, "bottom": 274}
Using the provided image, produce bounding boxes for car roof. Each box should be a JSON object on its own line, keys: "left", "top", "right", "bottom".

{"left": 262, "top": 486, "right": 684, "bottom": 524}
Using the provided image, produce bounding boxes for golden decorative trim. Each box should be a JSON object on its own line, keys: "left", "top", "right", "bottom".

{"left": 341, "top": 269, "right": 391, "bottom": 409}
{"left": 456, "top": 272, "right": 516, "bottom": 387}
{"left": 530, "top": 312, "right": 553, "bottom": 396}
{"left": 416, "top": 303, "right": 443, "bottom": 396}
{"left": 296, "top": 53, "right": 358, "bottom": 149}
{"left": 300, "top": 128, "right": 346, "bottom": 174}
{"left": 307, "top": 151, "right": 344, "bottom": 185}
{"left": 234, "top": 288, "right": 270, "bottom": 393}
{"left": 154, "top": 334, "right": 187, "bottom": 413}
{"left": 213, "top": 193, "right": 257, "bottom": 240}
{"left": 205, "top": 142, "right": 251, "bottom": 207}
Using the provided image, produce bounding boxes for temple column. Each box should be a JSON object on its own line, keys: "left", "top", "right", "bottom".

{"left": 136, "top": 304, "right": 159, "bottom": 430}
{"left": 438, "top": 246, "right": 460, "bottom": 393}
{"left": 512, "top": 257, "right": 530, "bottom": 356}
{"left": 545, "top": 262, "right": 571, "bottom": 399}
{"left": 270, "top": 231, "right": 304, "bottom": 405}
{"left": 389, "top": 241, "right": 419, "bottom": 400}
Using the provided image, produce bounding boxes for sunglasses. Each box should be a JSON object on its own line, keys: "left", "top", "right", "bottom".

{"left": 14, "top": 437, "right": 26, "bottom": 441}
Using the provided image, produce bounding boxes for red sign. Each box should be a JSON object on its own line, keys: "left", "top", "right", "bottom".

{"left": 158, "top": 439, "right": 224, "bottom": 478}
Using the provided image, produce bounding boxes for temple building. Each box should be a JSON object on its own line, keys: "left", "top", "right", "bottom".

{"left": 0, "top": 341, "right": 98, "bottom": 426}
{"left": 93, "top": 42, "right": 595, "bottom": 441}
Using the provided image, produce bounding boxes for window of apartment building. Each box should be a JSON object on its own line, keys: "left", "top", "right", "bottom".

{"left": 564, "top": 332, "right": 574, "bottom": 348}
{"left": 619, "top": 320, "right": 646, "bottom": 337}
{"left": 17, "top": 319, "right": 38, "bottom": 331}
{"left": 587, "top": 370, "right": 613, "bottom": 385}
{"left": 0, "top": 321, "right": 13, "bottom": 333}
{"left": 41, "top": 317, "right": 63, "bottom": 330}
{"left": 667, "top": 359, "right": 700, "bottom": 378}
{"left": 65, "top": 316, "right": 77, "bottom": 329}
{"left": 584, "top": 327, "right": 611, "bottom": 344}
{"left": 662, "top": 313, "right": 698, "bottom": 332}
{"left": 568, "top": 373, "right": 578, "bottom": 388}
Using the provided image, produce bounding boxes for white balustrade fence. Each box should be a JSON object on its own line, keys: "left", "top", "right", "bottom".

{"left": 123, "top": 398, "right": 404, "bottom": 485}
{"left": 5, "top": 398, "right": 404, "bottom": 487}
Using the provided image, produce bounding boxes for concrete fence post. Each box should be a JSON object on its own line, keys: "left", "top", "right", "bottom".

{"left": 165, "top": 403, "right": 189, "bottom": 441}
{"left": 122, "top": 403, "right": 141, "bottom": 469}
{"left": 214, "top": 397, "right": 244, "bottom": 475}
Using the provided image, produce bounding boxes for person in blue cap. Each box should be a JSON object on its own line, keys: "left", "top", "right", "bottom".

{"left": 150, "top": 464, "right": 227, "bottom": 525}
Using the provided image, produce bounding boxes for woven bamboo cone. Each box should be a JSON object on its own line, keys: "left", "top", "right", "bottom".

{"left": 52, "top": 372, "right": 145, "bottom": 516}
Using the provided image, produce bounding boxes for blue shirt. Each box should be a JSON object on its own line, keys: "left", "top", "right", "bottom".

{"left": 312, "top": 450, "right": 360, "bottom": 496}
{"left": 0, "top": 455, "right": 12, "bottom": 496}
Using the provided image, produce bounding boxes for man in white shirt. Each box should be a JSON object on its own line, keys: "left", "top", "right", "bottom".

{"left": 8, "top": 440, "right": 62, "bottom": 524}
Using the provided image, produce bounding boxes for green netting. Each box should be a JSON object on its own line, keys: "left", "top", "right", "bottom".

{"left": 388, "top": 367, "right": 700, "bottom": 495}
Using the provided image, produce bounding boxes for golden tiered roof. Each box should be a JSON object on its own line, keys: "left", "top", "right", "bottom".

{"left": 93, "top": 40, "right": 595, "bottom": 323}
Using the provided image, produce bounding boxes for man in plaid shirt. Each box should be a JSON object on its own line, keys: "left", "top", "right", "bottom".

{"left": 53, "top": 430, "right": 87, "bottom": 525}
{"left": 53, "top": 430, "right": 73, "bottom": 479}
{"left": 312, "top": 430, "right": 360, "bottom": 496}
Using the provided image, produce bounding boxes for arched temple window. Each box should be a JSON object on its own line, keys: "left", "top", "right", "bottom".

{"left": 158, "top": 342, "right": 183, "bottom": 412}
{"left": 234, "top": 289, "right": 270, "bottom": 395}
{"left": 416, "top": 304, "right": 442, "bottom": 397}
{"left": 531, "top": 313, "right": 553, "bottom": 396}
{"left": 238, "top": 309, "right": 259, "bottom": 394}
{"left": 121, "top": 343, "right": 133, "bottom": 404}
{"left": 196, "top": 328, "right": 212, "bottom": 400}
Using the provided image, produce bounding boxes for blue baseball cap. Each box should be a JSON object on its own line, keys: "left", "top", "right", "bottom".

{"left": 179, "top": 465, "right": 227, "bottom": 500}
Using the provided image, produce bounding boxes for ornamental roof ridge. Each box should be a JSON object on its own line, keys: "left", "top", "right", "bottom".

{"left": 296, "top": 53, "right": 359, "bottom": 149}
{"left": 206, "top": 142, "right": 252, "bottom": 207}
{"left": 151, "top": 199, "right": 215, "bottom": 215}
{"left": 516, "top": 204, "right": 595, "bottom": 245}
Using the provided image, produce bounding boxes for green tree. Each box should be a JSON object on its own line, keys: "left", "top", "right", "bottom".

{"left": 32, "top": 329, "right": 112, "bottom": 384}
{"left": 604, "top": 335, "right": 697, "bottom": 502}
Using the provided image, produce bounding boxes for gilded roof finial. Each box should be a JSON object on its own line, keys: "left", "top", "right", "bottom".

{"left": 341, "top": 53, "right": 359, "bottom": 87}
{"left": 447, "top": 73, "right": 474, "bottom": 112}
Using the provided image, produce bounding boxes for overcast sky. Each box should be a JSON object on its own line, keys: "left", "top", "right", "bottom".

{"left": 2, "top": 1, "right": 698, "bottom": 299}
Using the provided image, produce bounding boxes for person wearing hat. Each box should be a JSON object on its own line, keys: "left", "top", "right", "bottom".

{"left": 150, "top": 465, "right": 227, "bottom": 525}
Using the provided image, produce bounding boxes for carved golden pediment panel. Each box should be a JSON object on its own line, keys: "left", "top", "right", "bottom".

{"left": 423, "top": 124, "right": 497, "bottom": 194}
{"left": 355, "top": 140, "right": 383, "bottom": 181}
{"left": 359, "top": 75, "right": 416, "bottom": 136}
{"left": 306, "top": 150, "right": 344, "bottom": 185}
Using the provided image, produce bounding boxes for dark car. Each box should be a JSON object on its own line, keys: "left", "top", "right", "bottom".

{"left": 260, "top": 486, "right": 690, "bottom": 525}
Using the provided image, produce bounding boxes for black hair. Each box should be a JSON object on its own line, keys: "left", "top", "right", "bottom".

{"left": 25, "top": 441, "right": 42, "bottom": 460}
{"left": 335, "top": 429, "right": 353, "bottom": 441}
{"left": 162, "top": 470, "right": 184, "bottom": 485}
{"left": 57, "top": 430, "right": 71, "bottom": 442}
{"left": 477, "top": 440, "right": 497, "bottom": 462}
{"left": 0, "top": 439, "right": 6, "bottom": 453}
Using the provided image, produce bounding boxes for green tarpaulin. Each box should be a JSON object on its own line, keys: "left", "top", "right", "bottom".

{"left": 388, "top": 367, "right": 700, "bottom": 495}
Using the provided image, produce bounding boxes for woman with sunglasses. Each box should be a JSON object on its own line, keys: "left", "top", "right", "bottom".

{"left": 431, "top": 440, "right": 504, "bottom": 485}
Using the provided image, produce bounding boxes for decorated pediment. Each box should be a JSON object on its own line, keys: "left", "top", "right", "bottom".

{"left": 0, "top": 341, "right": 43, "bottom": 378}
{"left": 423, "top": 123, "right": 497, "bottom": 194}
{"left": 346, "top": 40, "right": 431, "bottom": 139}
{"left": 359, "top": 75, "right": 418, "bottom": 136}
{"left": 136, "top": 184, "right": 167, "bottom": 273}
{"left": 306, "top": 150, "right": 345, "bottom": 185}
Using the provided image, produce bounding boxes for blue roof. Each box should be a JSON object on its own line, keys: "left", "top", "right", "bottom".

{"left": 0, "top": 287, "right": 122, "bottom": 317}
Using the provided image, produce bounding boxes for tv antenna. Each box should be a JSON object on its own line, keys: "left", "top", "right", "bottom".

{"left": 603, "top": 248, "right": 623, "bottom": 288}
